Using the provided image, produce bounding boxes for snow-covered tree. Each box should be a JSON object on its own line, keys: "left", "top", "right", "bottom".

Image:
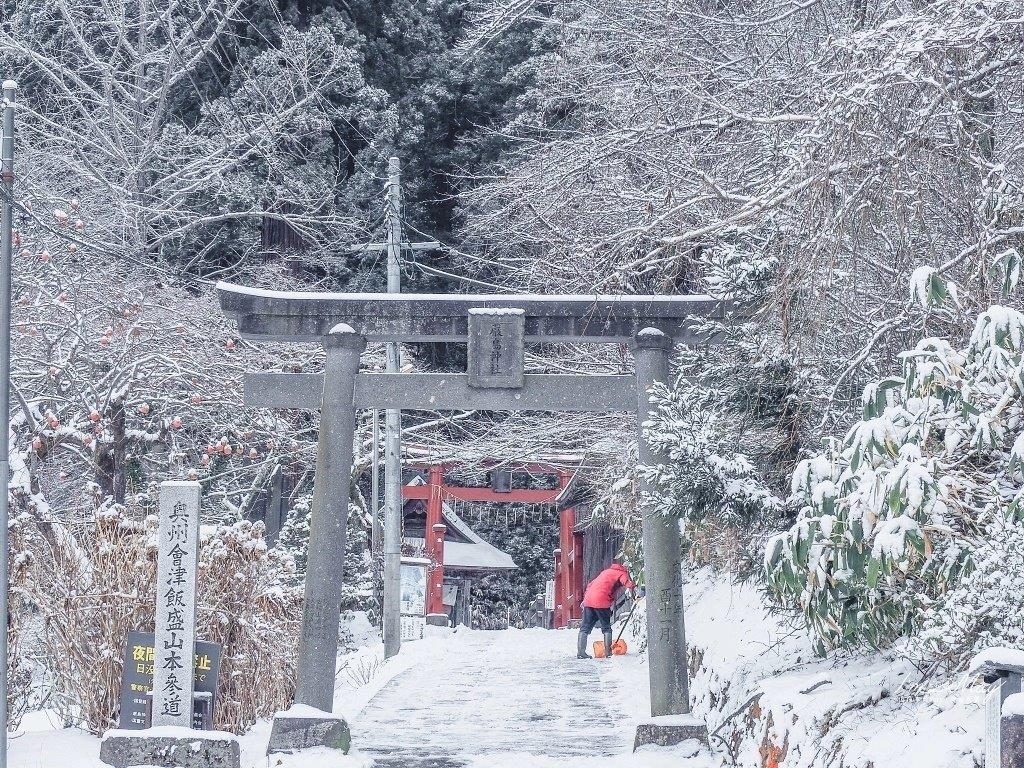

{"left": 2, "top": 0, "right": 392, "bottom": 271}
{"left": 459, "top": 0, "right": 1024, "bottom": 428}
{"left": 766, "top": 298, "right": 1024, "bottom": 657}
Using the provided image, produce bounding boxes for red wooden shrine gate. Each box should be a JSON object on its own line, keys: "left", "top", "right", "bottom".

{"left": 401, "top": 462, "right": 585, "bottom": 627}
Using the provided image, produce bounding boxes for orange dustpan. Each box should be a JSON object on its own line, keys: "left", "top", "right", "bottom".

{"left": 593, "top": 638, "right": 628, "bottom": 658}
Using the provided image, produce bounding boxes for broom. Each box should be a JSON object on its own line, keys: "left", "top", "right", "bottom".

{"left": 593, "top": 600, "right": 638, "bottom": 658}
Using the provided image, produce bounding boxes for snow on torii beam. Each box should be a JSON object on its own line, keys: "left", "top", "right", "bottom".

{"left": 216, "top": 281, "right": 727, "bottom": 343}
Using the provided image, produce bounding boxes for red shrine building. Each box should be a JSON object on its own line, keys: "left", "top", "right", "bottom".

{"left": 398, "top": 454, "right": 618, "bottom": 629}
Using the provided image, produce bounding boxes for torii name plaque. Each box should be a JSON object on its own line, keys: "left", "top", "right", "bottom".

{"left": 467, "top": 307, "right": 525, "bottom": 388}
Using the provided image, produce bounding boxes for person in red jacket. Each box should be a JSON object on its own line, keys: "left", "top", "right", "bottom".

{"left": 577, "top": 560, "right": 635, "bottom": 659}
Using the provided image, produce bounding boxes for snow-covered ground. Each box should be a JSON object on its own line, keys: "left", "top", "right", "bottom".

{"left": 8, "top": 623, "right": 714, "bottom": 768}
{"left": 8, "top": 569, "right": 988, "bottom": 768}
{"left": 673, "top": 571, "right": 985, "bottom": 768}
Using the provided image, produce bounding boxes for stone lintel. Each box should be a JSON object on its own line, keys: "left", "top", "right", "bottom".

{"left": 244, "top": 372, "right": 639, "bottom": 412}
{"left": 217, "top": 282, "right": 732, "bottom": 343}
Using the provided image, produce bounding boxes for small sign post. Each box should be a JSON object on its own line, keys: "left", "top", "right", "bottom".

{"left": 152, "top": 481, "right": 201, "bottom": 728}
{"left": 118, "top": 631, "right": 221, "bottom": 730}
{"left": 399, "top": 557, "right": 429, "bottom": 641}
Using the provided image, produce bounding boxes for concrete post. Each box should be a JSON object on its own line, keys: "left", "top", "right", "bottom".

{"left": 295, "top": 324, "right": 365, "bottom": 711}
{"left": 633, "top": 328, "right": 690, "bottom": 717}
{"left": 382, "top": 156, "right": 404, "bottom": 660}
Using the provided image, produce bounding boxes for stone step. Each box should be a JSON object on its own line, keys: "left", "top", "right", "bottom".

{"left": 362, "top": 752, "right": 467, "bottom": 768}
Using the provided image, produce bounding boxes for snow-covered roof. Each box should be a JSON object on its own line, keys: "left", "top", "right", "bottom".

{"left": 403, "top": 494, "right": 517, "bottom": 572}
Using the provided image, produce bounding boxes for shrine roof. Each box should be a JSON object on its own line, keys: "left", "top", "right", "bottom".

{"left": 403, "top": 483, "right": 517, "bottom": 572}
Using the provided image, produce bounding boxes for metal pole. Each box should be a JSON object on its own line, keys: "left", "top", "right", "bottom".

{"left": 382, "top": 157, "right": 403, "bottom": 658}
{"left": 0, "top": 79, "right": 16, "bottom": 768}
{"left": 371, "top": 409, "right": 381, "bottom": 553}
{"left": 370, "top": 408, "right": 382, "bottom": 626}
{"left": 634, "top": 328, "right": 690, "bottom": 717}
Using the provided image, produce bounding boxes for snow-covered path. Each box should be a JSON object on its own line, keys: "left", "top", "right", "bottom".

{"left": 353, "top": 628, "right": 633, "bottom": 767}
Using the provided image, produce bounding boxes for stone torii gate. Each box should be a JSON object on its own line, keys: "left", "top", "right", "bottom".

{"left": 217, "top": 283, "right": 728, "bottom": 752}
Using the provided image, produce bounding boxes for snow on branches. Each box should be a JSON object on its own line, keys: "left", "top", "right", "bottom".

{"left": 766, "top": 305, "right": 1024, "bottom": 659}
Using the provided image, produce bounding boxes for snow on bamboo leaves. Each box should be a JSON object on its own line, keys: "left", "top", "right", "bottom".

{"left": 765, "top": 306, "right": 1024, "bottom": 656}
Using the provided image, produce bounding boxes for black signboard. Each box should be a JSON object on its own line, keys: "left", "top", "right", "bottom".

{"left": 117, "top": 630, "right": 221, "bottom": 730}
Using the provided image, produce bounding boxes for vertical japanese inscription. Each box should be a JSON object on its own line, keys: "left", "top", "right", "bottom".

{"left": 152, "top": 481, "right": 201, "bottom": 728}
{"left": 467, "top": 308, "right": 525, "bottom": 388}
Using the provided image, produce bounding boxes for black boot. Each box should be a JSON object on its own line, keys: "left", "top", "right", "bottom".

{"left": 577, "top": 630, "right": 592, "bottom": 659}
{"left": 603, "top": 631, "right": 614, "bottom": 659}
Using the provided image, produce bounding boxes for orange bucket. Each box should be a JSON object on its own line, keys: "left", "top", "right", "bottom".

{"left": 593, "top": 639, "right": 628, "bottom": 658}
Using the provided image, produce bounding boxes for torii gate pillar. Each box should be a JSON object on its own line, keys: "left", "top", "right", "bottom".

{"left": 634, "top": 330, "right": 688, "bottom": 715}
{"left": 632, "top": 328, "right": 708, "bottom": 749}
{"left": 296, "top": 325, "right": 364, "bottom": 710}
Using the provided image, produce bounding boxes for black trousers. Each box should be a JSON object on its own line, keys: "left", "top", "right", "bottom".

{"left": 580, "top": 606, "right": 612, "bottom": 634}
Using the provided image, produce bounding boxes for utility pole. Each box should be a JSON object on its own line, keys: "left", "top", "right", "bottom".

{"left": 380, "top": 154, "right": 403, "bottom": 655}
{"left": 370, "top": 408, "right": 382, "bottom": 625}
{"left": 0, "top": 79, "right": 16, "bottom": 768}
{"left": 352, "top": 157, "right": 438, "bottom": 658}
{"left": 382, "top": 158, "right": 403, "bottom": 659}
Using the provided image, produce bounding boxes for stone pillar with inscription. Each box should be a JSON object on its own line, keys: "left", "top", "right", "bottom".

{"left": 632, "top": 328, "right": 707, "bottom": 751}
{"left": 153, "top": 481, "right": 201, "bottom": 727}
{"left": 972, "top": 650, "right": 1024, "bottom": 768}
{"left": 99, "top": 481, "right": 241, "bottom": 768}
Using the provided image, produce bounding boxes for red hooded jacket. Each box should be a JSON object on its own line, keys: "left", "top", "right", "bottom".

{"left": 582, "top": 563, "right": 635, "bottom": 609}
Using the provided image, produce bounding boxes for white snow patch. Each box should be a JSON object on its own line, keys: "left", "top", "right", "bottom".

{"left": 101, "top": 726, "right": 238, "bottom": 742}
{"left": 468, "top": 307, "right": 525, "bottom": 315}
{"left": 641, "top": 713, "right": 706, "bottom": 727}
{"left": 969, "top": 647, "right": 1024, "bottom": 677}
{"left": 276, "top": 703, "right": 338, "bottom": 720}
{"left": 1003, "top": 693, "right": 1024, "bottom": 717}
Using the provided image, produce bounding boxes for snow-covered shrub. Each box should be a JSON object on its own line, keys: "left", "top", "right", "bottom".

{"left": 914, "top": 514, "right": 1024, "bottom": 672}
{"left": 196, "top": 521, "right": 303, "bottom": 732}
{"left": 644, "top": 380, "right": 782, "bottom": 527}
{"left": 766, "top": 305, "right": 1024, "bottom": 656}
{"left": 638, "top": 373, "right": 784, "bottom": 573}
{"left": 25, "top": 503, "right": 156, "bottom": 731}
{"left": 22, "top": 504, "right": 302, "bottom": 734}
